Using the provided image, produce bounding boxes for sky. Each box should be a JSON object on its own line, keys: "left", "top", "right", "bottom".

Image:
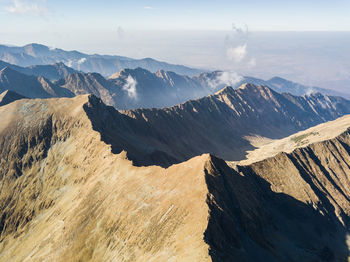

{"left": 0, "top": 0, "right": 350, "bottom": 91}
{"left": 0, "top": 0, "right": 350, "bottom": 31}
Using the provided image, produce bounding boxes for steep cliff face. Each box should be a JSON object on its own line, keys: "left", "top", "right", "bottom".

{"left": 205, "top": 153, "right": 350, "bottom": 262}
{"left": 1, "top": 96, "right": 350, "bottom": 261}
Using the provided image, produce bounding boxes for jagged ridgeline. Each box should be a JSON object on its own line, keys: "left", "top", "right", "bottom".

{"left": 1, "top": 88, "right": 350, "bottom": 261}
{"left": 1, "top": 49, "right": 350, "bottom": 111}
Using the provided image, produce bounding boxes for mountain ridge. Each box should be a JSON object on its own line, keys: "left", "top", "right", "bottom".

{"left": 83, "top": 83, "right": 350, "bottom": 167}
{"left": 1, "top": 94, "right": 350, "bottom": 261}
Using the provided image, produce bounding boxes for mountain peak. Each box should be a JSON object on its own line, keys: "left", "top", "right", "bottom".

{"left": 238, "top": 82, "right": 264, "bottom": 90}
{"left": 109, "top": 67, "right": 152, "bottom": 79}
{"left": 23, "top": 43, "right": 50, "bottom": 56}
{"left": 24, "top": 43, "right": 48, "bottom": 48}
{"left": 214, "top": 85, "right": 235, "bottom": 95}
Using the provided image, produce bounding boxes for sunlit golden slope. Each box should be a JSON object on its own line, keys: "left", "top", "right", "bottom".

{"left": 0, "top": 96, "right": 213, "bottom": 261}
{"left": 1, "top": 95, "right": 350, "bottom": 261}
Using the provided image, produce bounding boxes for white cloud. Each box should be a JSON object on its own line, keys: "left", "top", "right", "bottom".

{"left": 206, "top": 71, "right": 243, "bottom": 90}
{"left": 66, "top": 59, "right": 73, "bottom": 67}
{"left": 123, "top": 75, "right": 138, "bottom": 99}
{"left": 225, "top": 23, "right": 256, "bottom": 68}
{"left": 4, "top": 0, "right": 49, "bottom": 15}
{"left": 144, "top": 6, "right": 153, "bottom": 10}
{"left": 77, "top": 57, "right": 87, "bottom": 65}
{"left": 226, "top": 44, "right": 247, "bottom": 62}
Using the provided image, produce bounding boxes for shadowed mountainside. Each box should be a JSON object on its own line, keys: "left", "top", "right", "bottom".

{"left": 84, "top": 83, "right": 350, "bottom": 167}
{"left": 0, "top": 95, "right": 350, "bottom": 261}
{"left": 0, "top": 67, "right": 74, "bottom": 99}
{"left": 57, "top": 67, "right": 211, "bottom": 109}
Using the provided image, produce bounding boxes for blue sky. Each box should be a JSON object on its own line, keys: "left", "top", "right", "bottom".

{"left": 0, "top": 0, "right": 349, "bottom": 32}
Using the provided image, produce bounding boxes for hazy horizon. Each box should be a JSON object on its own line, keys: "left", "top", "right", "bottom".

{"left": 2, "top": 30, "right": 350, "bottom": 92}
{"left": 0, "top": 0, "right": 349, "bottom": 91}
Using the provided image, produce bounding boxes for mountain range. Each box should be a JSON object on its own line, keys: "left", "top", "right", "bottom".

{"left": 2, "top": 42, "right": 350, "bottom": 261}
{"left": 1, "top": 43, "right": 349, "bottom": 104}
{"left": 1, "top": 92, "right": 350, "bottom": 261}
{"left": 197, "top": 71, "right": 350, "bottom": 98}
{"left": 1, "top": 57, "right": 349, "bottom": 110}
{"left": 0, "top": 43, "right": 203, "bottom": 77}
{"left": 0, "top": 59, "right": 78, "bottom": 80}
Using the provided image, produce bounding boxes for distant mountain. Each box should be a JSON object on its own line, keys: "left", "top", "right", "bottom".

{"left": 57, "top": 67, "right": 211, "bottom": 109}
{"left": 0, "top": 59, "right": 78, "bottom": 80}
{"left": 26, "top": 62, "right": 78, "bottom": 80}
{"left": 0, "top": 90, "right": 25, "bottom": 106}
{"left": 196, "top": 71, "right": 350, "bottom": 98}
{"left": 0, "top": 65, "right": 210, "bottom": 108}
{"left": 267, "top": 76, "right": 349, "bottom": 97}
{"left": 85, "top": 83, "right": 350, "bottom": 167}
{"left": 56, "top": 72, "right": 115, "bottom": 106}
{"left": 0, "top": 43, "right": 203, "bottom": 77}
{"left": 0, "top": 67, "right": 74, "bottom": 98}
{"left": 108, "top": 68, "right": 209, "bottom": 109}
{"left": 2, "top": 53, "right": 349, "bottom": 109}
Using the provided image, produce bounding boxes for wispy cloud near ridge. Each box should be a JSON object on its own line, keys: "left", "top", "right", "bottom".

{"left": 123, "top": 75, "right": 138, "bottom": 99}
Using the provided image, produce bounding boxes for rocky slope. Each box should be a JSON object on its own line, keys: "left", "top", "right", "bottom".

{"left": 0, "top": 95, "right": 350, "bottom": 261}
{"left": 84, "top": 83, "right": 350, "bottom": 167}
